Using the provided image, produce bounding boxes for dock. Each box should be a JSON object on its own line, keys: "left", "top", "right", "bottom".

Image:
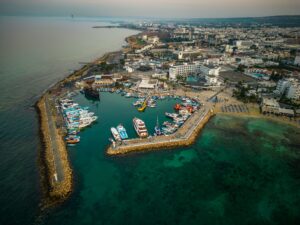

{"left": 107, "top": 107, "right": 214, "bottom": 155}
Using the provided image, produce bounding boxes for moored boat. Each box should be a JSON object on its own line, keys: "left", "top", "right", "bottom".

{"left": 133, "top": 117, "right": 148, "bottom": 138}
{"left": 174, "top": 103, "right": 182, "bottom": 110}
{"left": 138, "top": 102, "right": 147, "bottom": 112}
{"left": 117, "top": 124, "right": 128, "bottom": 139}
{"left": 111, "top": 127, "right": 121, "bottom": 141}
{"left": 66, "top": 137, "right": 80, "bottom": 144}
{"left": 154, "top": 116, "right": 162, "bottom": 136}
{"left": 165, "top": 112, "right": 178, "bottom": 119}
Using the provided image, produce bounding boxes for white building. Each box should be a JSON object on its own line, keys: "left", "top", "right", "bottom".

{"left": 152, "top": 72, "right": 168, "bottom": 80}
{"left": 205, "top": 74, "right": 218, "bottom": 85}
{"left": 286, "top": 83, "right": 300, "bottom": 100}
{"left": 200, "top": 65, "right": 220, "bottom": 76}
{"left": 275, "top": 78, "right": 300, "bottom": 100}
{"left": 177, "top": 48, "right": 202, "bottom": 60}
{"left": 124, "top": 66, "right": 134, "bottom": 73}
{"left": 275, "top": 79, "right": 291, "bottom": 96}
{"left": 235, "top": 40, "right": 253, "bottom": 49}
{"left": 169, "top": 62, "right": 201, "bottom": 80}
{"left": 239, "top": 57, "right": 263, "bottom": 66}
{"left": 261, "top": 97, "right": 280, "bottom": 114}
{"left": 138, "top": 79, "right": 159, "bottom": 89}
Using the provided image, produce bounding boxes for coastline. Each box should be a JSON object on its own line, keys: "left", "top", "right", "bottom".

{"left": 36, "top": 30, "right": 141, "bottom": 205}
{"left": 35, "top": 29, "right": 299, "bottom": 206}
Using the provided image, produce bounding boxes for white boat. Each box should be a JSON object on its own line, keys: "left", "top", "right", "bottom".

{"left": 133, "top": 117, "right": 148, "bottom": 138}
{"left": 117, "top": 124, "right": 128, "bottom": 139}
{"left": 165, "top": 112, "right": 178, "bottom": 119}
{"left": 111, "top": 127, "right": 121, "bottom": 141}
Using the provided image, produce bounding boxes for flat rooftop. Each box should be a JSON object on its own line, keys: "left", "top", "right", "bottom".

{"left": 219, "top": 71, "right": 257, "bottom": 83}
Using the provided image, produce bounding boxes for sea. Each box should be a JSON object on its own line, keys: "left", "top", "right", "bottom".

{"left": 0, "top": 16, "right": 300, "bottom": 225}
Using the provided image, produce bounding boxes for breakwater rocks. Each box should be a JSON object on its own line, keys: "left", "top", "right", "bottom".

{"left": 37, "top": 96, "right": 72, "bottom": 204}
{"left": 107, "top": 110, "right": 214, "bottom": 155}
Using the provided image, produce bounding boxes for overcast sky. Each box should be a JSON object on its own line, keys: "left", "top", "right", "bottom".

{"left": 1, "top": 0, "right": 300, "bottom": 18}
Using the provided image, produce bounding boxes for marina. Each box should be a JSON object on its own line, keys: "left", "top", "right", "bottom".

{"left": 59, "top": 98, "right": 98, "bottom": 145}
{"left": 58, "top": 86, "right": 211, "bottom": 156}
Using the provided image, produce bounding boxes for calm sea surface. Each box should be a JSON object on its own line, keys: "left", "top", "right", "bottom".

{"left": 1, "top": 17, "right": 300, "bottom": 225}
{"left": 0, "top": 16, "right": 138, "bottom": 225}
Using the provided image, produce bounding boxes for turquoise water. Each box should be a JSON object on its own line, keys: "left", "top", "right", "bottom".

{"left": 1, "top": 16, "right": 300, "bottom": 225}
{"left": 41, "top": 93, "right": 300, "bottom": 225}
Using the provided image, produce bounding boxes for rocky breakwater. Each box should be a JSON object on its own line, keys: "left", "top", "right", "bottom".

{"left": 36, "top": 94, "right": 72, "bottom": 205}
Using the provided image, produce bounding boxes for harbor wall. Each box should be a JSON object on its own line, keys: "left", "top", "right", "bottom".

{"left": 36, "top": 96, "right": 72, "bottom": 204}
{"left": 107, "top": 110, "right": 214, "bottom": 155}
{"left": 35, "top": 50, "right": 122, "bottom": 206}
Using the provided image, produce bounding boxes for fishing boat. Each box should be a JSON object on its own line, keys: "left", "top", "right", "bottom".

{"left": 154, "top": 116, "right": 162, "bottom": 136}
{"left": 133, "top": 101, "right": 141, "bottom": 106}
{"left": 117, "top": 124, "right": 128, "bottom": 139}
{"left": 165, "top": 112, "right": 178, "bottom": 119}
{"left": 147, "top": 99, "right": 157, "bottom": 108}
{"left": 111, "top": 127, "right": 121, "bottom": 141}
{"left": 78, "top": 116, "right": 97, "bottom": 129}
{"left": 133, "top": 117, "right": 148, "bottom": 138}
{"left": 66, "top": 136, "right": 80, "bottom": 144}
{"left": 174, "top": 104, "right": 182, "bottom": 110}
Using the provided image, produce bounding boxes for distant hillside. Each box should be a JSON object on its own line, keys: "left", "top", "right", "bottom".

{"left": 162, "top": 15, "right": 300, "bottom": 27}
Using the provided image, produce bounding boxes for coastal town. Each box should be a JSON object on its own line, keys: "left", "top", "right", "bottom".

{"left": 38, "top": 20, "right": 300, "bottom": 202}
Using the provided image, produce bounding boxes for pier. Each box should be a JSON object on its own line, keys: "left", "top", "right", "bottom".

{"left": 107, "top": 107, "right": 214, "bottom": 155}
{"left": 37, "top": 95, "right": 72, "bottom": 202}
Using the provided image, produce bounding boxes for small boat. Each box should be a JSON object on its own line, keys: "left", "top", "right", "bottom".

{"left": 133, "top": 117, "right": 148, "bottom": 138}
{"left": 154, "top": 116, "right": 162, "bottom": 136}
{"left": 163, "top": 121, "right": 172, "bottom": 126}
{"left": 174, "top": 104, "right": 182, "bottom": 110}
{"left": 117, "top": 124, "right": 128, "bottom": 140}
{"left": 65, "top": 135, "right": 80, "bottom": 141}
{"left": 111, "top": 127, "right": 121, "bottom": 141}
{"left": 133, "top": 100, "right": 143, "bottom": 106}
{"left": 165, "top": 112, "right": 178, "bottom": 119}
{"left": 66, "top": 137, "right": 80, "bottom": 144}
{"left": 138, "top": 102, "right": 147, "bottom": 112}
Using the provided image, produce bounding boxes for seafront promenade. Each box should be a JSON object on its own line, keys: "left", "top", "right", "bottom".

{"left": 107, "top": 107, "right": 214, "bottom": 155}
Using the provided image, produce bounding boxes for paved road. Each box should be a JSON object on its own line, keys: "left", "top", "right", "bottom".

{"left": 45, "top": 97, "right": 64, "bottom": 183}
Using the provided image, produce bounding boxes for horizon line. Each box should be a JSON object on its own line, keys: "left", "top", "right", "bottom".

{"left": 1, "top": 13, "right": 300, "bottom": 21}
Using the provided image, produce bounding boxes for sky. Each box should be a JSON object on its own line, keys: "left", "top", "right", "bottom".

{"left": 0, "top": 0, "right": 300, "bottom": 18}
